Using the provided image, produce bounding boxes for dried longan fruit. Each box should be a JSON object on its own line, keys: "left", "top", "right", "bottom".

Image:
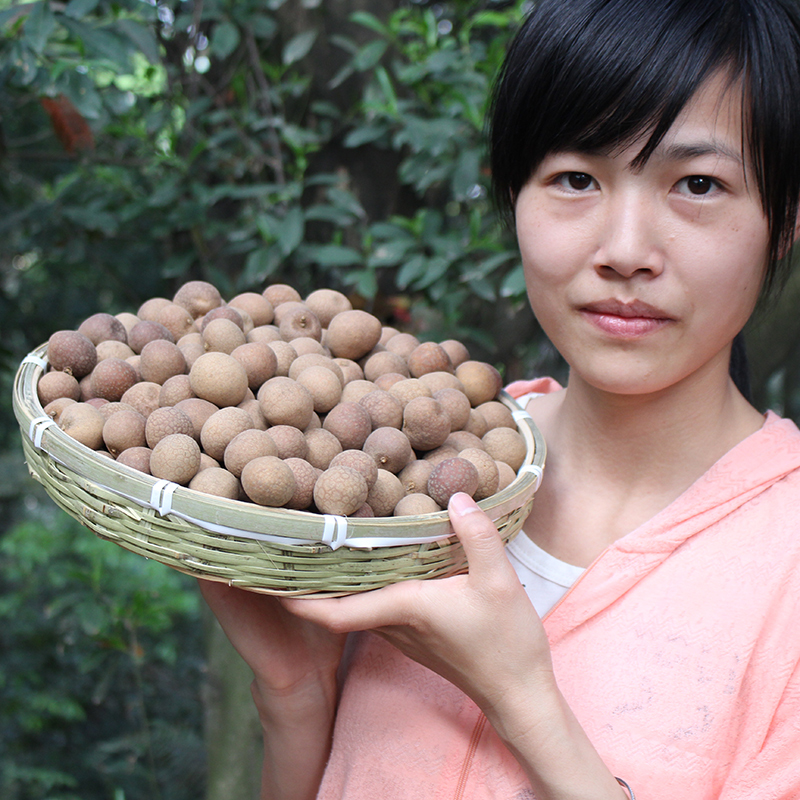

{"left": 332, "top": 358, "right": 364, "bottom": 384}
{"left": 482, "top": 427, "right": 527, "bottom": 472}
{"left": 439, "top": 339, "right": 470, "bottom": 368}
{"left": 304, "top": 427, "right": 343, "bottom": 470}
{"left": 313, "top": 465, "right": 369, "bottom": 516}
{"left": 177, "top": 332, "right": 206, "bottom": 369}
{"left": 322, "top": 402, "right": 372, "bottom": 451}
{"left": 325, "top": 309, "right": 382, "bottom": 360}
{"left": 257, "top": 376, "right": 314, "bottom": 430}
{"left": 223, "top": 429, "right": 278, "bottom": 478}
{"left": 463, "top": 408, "right": 489, "bottom": 438}
{"left": 189, "top": 352, "right": 249, "bottom": 407}
{"left": 128, "top": 320, "right": 175, "bottom": 354}
{"left": 266, "top": 424, "right": 310, "bottom": 460}
{"left": 237, "top": 397, "right": 267, "bottom": 430}
{"left": 427, "top": 457, "right": 479, "bottom": 507}
{"left": 283, "top": 457, "right": 319, "bottom": 510}
{"left": 362, "top": 350, "right": 409, "bottom": 382}
{"left": 43, "top": 397, "right": 77, "bottom": 423}
{"left": 496, "top": 460, "right": 517, "bottom": 491}
{"left": 290, "top": 337, "right": 328, "bottom": 357}
{"left": 419, "top": 371, "right": 466, "bottom": 395}
{"left": 116, "top": 446, "right": 152, "bottom": 474}
{"left": 90, "top": 358, "right": 139, "bottom": 402}
{"left": 121, "top": 382, "right": 161, "bottom": 419}
{"left": 159, "top": 374, "right": 195, "bottom": 407}
{"left": 272, "top": 300, "right": 309, "bottom": 327}
{"left": 139, "top": 339, "right": 187, "bottom": 385}
{"left": 407, "top": 342, "right": 454, "bottom": 378}
{"left": 477, "top": 400, "right": 516, "bottom": 430}
{"left": 384, "top": 332, "right": 420, "bottom": 360}
{"left": 230, "top": 342, "right": 278, "bottom": 392}
{"left": 279, "top": 305, "right": 323, "bottom": 342}
{"left": 433, "top": 387, "right": 472, "bottom": 431}
{"left": 330, "top": 449, "right": 378, "bottom": 490}
{"left": 95, "top": 341, "right": 135, "bottom": 362}
{"left": 359, "top": 389, "right": 403, "bottom": 430}
{"left": 150, "top": 433, "right": 201, "bottom": 485}
{"left": 398, "top": 459, "right": 433, "bottom": 496}
{"left": 266, "top": 340, "right": 298, "bottom": 376}
{"left": 362, "top": 427, "right": 414, "bottom": 474}
{"left": 38, "top": 371, "right": 80, "bottom": 406}
{"left": 340, "top": 379, "right": 377, "bottom": 404}
{"left": 103, "top": 408, "right": 147, "bottom": 456}
{"left": 78, "top": 312, "right": 129, "bottom": 346}
{"left": 58, "top": 403, "right": 105, "bottom": 450}
{"left": 304, "top": 288, "right": 353, "bottom": 328}
{"left": 455, "top": 360, "right": 503, "bottom": 407}
{"left": 374, "top": 372, "right": 407, "bottom": 392}
{"left": 379, "top": 326, "right": 400, "bottom": 346}
{"left": 146, "top": 406, "right": 195, "bottom": 448}
{"left": 288, "top": 353, "right": 344, "bottom": 385}
{"left": 394, "top": 493, "right": 441, "bottom": 516}
{"left": 115, "top": 312, "right": 140, "bottom": 336}
{"left": 296, "top": 365, "right": 343, "bottom": 414}
{"left": 367, "top": 469, "right": 404, "bottom": 517}
{"left": 201, "top": 305, "right": 245, "bottom": 331}
{"left": 263, "top": 283, "right": 302, "bottom": 308}
{"left": 188, "top": 467, "right": 240, "bottom": 500}
{"left": 402, "top": 396, "right": 451, "bottom": 452}
{"left": 137, "top": 297, "right": 171, "bottom": 322}
{"left": 154, "top": 302, "right": 197, "bottom": 341}
{"left": 241, "top": 455, "right": 296, "bottom": 507}
{"left": 444, "top": 430, "right": 486, "bottom": 453}
{"left": 202, "top": 317, "right": 247, "bottom": 354}
{"left": 388, "top": 378, "right": 432, "bottom": 408}
{"left": 423, "top": 445, "right": 460, "bottom": 466}
{"left": 200, "top": 406, "right": 254, "bottom": 461}
{"left": 458, "top": 447, "right": 500, "bottom": 501}
{"left": 228, "top": 292, "right": 274, "bottom": 327}
{"left": 47, "top": 330, "right": 97, "bottom": 378}
{"left": 174, "top": 397, "right": 219, "bottom": 439}
{"left": 247, "top": 325, "right": 282, "bottom": 345}
{"left": 173, "top": 280, "right": 223, "bottom": 319}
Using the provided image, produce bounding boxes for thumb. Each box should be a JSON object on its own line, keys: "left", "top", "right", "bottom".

{"left": 448, "top": 493, "right": 510, "bottom": 583}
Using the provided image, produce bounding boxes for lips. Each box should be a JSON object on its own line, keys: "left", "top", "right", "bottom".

{"left": 579, "top": 298, "right": 673, "bottom": 337}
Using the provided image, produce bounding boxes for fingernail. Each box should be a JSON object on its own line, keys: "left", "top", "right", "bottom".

{"left": 449, "top": 492, "right": 479, "bottom": 517}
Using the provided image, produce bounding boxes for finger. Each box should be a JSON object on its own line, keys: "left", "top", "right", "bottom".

{"left": 281, "top": 580, "right": 421, "bottom": 633}
{"left": 448, "top": 492, "right": 511, "bottom": 584}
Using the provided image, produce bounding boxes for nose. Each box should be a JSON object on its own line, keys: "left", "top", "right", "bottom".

{"left": 593, "top": 190, "right": 665, "bottom": 278}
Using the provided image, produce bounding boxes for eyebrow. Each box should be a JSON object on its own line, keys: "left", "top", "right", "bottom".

{"left": 656, "top": 140, "right": 744, "bottom": 166}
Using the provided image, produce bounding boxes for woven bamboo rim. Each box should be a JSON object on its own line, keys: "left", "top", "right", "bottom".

{"left": 13, "top": 344, "right": 546, "bottom": 596}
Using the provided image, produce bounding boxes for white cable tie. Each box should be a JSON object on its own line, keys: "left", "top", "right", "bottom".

{"left": 29, "top": 416, "right": 56, "bottom": 448}
{"left": 322, "top": 515, "right": 348, "bottom": 550}
{"left": 519, "top": 464, "right": 544, "bottom": 491}
{"left": 22, "top": 354, "right": 48, "bottom": 369}
{"left": 157, "top": 481, "right": 179, "bottom": 516}
{"left": 511, "top": 408, "right": 533, "bottom": 422}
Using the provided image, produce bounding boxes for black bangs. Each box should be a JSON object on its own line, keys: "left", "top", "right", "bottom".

{"left": 489, "top": 0, "right": 800, "bottom": 292}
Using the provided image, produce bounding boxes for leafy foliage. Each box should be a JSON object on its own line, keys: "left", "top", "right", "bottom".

{"left": 0, "top": 509, "right": 205, "bottom": 800}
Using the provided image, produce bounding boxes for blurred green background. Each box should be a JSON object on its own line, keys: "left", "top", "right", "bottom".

{"left": 1, "top": 1, "right": 798, "bottom": 798}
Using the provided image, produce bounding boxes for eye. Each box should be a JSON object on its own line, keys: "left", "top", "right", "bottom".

{"left": 555, "top": 172, "right": 598, "bottom": 192}
{"left": 675, "top": 175, "right": 720, "bottom": 196}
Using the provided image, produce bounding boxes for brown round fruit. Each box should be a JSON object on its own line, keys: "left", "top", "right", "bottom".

{"left": 47, "top": 330, "right": 97, "bottom": 378}
{"left": 90, "top": 358, "right": 139, "bottom": 402}
{"left": 257, "top": 376, "right": 315, "bottom": 430}
{"left": 313, "top": 465, "right": 369, "bottom": 516}
{"left": 324, "top": 309, "right": 382, "bottom": 360}
{"left": 145, "top": 406, "right": 195, "bottom": 448}
{"left": 150, "top": 433, "right": 201, "bottom": 485}
{"left": 322, "top": 402, "right": 372, "bottom": 451}
{"left": 189, "top": 352, "right": 249, "bottom": 407}
{"left": 241, "top": 455, "right": 296, "bottom": 506}
{"left": 427, "top": 456, "right": 480, "bottom": 507}
{"left": 173, "top": 280, "right": 223, "bottom": 319}
{"left": 455, "top": 360, "right": 503, "bottom": 407}
{"left": 402, "top": 396, "right": 451, "bottom": 451}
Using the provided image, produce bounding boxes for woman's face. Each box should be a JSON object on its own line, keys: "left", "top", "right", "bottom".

{"left": 514, "top": 72, "right": 772, "bottom": 398}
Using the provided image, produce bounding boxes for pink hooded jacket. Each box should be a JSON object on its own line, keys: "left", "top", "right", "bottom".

{"left": 318, "top": 379, "right": 800, "bottom": 799}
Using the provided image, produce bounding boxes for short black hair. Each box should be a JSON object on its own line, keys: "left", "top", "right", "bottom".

{"left": 489, "top": 0, "right": 800, "bottom": 294}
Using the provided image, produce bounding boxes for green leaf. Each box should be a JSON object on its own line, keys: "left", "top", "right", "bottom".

{"left": 113, "top": 19, "right": 161, "bottom": 64}
{"left": 211, "top": 20, "right": 240, "bottom": 59}
{"left": 352, "top": 39, "right": 388, "bottom": 72}
{"left": 396, "top": 254, "right": 427, "bottom": 288}
{"left": 277, "top": 207, "right": 304, "bottom": 255}
{"left": 500, "top": 264, "right": 527, "bottom": 298}
{"left": 250, "top": 14, "right": 278, "bottom": 40}
{"left": 301, "top": 243, "right": 361, "bottom": 267}
{"left": 243, "top": 244, "right": 283, "bottom": 283}
{"left": 59, "top": 17, "right": 132, "bottom": 71}
{"left": 64, "top": 0, "right": 101, "bottom": 20}
{"left": 343, "top": 124, "right": 388, "bottom": 148}
{"left": 282, "top": 29, "right": 317, "bottom": 66}
{"left": 23, "top": 1, "right": 56, "bottom": 55}
{"left": 349, "top": 11, "right": 389, "bottom": 37}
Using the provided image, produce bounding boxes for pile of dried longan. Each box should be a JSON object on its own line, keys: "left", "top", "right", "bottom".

{"left": 37, "top": 282, "right": 528, "bottom": 517}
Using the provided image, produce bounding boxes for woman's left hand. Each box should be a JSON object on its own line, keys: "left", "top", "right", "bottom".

{"left": 282, "top": 492, "right": 554, "bottom": 718}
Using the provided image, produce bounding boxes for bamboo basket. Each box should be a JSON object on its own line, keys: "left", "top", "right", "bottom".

{"left": 13, "top": 344, "right": 546, "bottom": 596}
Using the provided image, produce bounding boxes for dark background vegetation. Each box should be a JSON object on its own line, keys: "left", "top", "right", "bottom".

{"left": 1, "top": 1, "right": 798, "bottom": 798}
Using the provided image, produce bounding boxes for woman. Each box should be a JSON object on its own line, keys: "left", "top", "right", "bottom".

{"left": 200, "top": 0, "right": 800, "bottom": 797}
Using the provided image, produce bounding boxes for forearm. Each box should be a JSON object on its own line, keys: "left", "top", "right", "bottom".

{"left": 252, "top": 674, "right": 339, "bottom": 800}
{"left": 484, "top": 673, "right": 629, "bottom": 800}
